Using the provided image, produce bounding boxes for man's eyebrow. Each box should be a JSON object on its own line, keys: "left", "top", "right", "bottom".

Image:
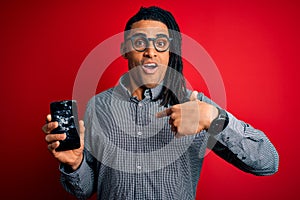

{"left": 131, "top": 32, "right": 147, "bottom": 37}
{"left": 156, "top": 33, "right": 169, "bottom": 37}
{"left": 129, "top": 33, "right": 169, "bottom": 38}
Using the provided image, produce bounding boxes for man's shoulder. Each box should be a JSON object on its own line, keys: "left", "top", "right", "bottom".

{"left": 89, "top": 85, "right": 129, "bottom": 102}
{"left": 86, "top": 87, "right": 116, "bottom": 106}
{"left": 94, "top": 87, "right": 115, "bottom": 99}
{"left": 85, "top": 88, "right": 113, "bottom": 104}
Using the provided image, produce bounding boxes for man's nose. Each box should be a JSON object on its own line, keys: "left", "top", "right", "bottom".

{"left": 143, "top": 42, "right": 157, "bottom": 57}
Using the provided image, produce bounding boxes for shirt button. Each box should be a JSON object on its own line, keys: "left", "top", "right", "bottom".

{"left": 137, "top": 132, "right": 143, "bottom": 136}
{"left": 136, "top": 165, "right": 142, "bottom": 170}
{"left": 138, "top": 102, "right": 143, "bottom": 107}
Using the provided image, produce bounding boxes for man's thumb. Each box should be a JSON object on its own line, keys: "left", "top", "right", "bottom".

{"left": 79, "top": 120, "right": 85, "bottom": 146}
{"left": 190, "top": 91, "right": 198, "bottom": 101}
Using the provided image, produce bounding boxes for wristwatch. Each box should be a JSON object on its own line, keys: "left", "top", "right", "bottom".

{"left": 208, "top": 107, "right": 229, "bottom": 135}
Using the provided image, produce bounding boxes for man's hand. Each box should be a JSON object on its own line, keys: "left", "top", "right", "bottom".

{"left": 42, "top": 114, "right": 85, "bottom": 171}
{"left": 156, "top": 91, "right": 218, "bottom": 138}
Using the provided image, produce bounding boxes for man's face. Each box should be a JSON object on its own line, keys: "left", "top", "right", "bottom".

{"left": 123, "top": 20, "right": 170, "bottom": 89}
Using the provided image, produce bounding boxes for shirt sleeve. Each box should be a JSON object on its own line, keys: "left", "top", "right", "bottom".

{"left": 198, "top": 92, "right": 279, "bottom": 175}
{"left": 59, "top": 149, "right": 98, "bottom": 199}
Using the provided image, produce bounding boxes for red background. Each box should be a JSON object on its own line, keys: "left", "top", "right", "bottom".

{"left": 1, "top": 0, "right": 299, "bottom": 199}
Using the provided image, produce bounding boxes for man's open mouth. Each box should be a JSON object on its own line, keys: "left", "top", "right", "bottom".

{"left": 142, "top": 63, "right": 158, "bottom": 74}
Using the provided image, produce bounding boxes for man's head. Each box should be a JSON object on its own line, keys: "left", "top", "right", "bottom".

{"left": 124, "top": 6, "right": 182, "bottom": 56}
{"left": 121, "top": 6, "right": 187, "bottom": 106}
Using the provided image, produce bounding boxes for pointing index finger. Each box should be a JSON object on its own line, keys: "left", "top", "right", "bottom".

{"left": 156, "top": 107, "right": 173, "bottom": 118}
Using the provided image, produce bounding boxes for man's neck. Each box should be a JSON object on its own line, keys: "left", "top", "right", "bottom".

{"left": 128, "top": 78, "right": 157, "bottom": 101}
{"left": 131, "top": 87, "right": 144, "bottom": 101}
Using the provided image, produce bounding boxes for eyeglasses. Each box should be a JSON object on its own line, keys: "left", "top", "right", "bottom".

{"left": 126, "top": 34, "right": 173, "bottom": 52}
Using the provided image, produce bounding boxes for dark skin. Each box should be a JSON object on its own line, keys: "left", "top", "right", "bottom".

{"left": 42, "top": 20, "right": 218, "bottom": 170}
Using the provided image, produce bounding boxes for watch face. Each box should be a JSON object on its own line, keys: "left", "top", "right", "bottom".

{"left": 212, "top": 119, "right": 226, "bottom": 133}
{"left": 208, "top": 109, "right": 229, "bottom": 135}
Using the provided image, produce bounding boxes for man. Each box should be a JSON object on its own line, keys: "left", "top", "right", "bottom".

{"left": 42, "top": 6, "right": 279, "bottom": 200}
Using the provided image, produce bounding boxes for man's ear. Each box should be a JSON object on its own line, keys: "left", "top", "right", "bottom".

{"left": 120, "top": 42, "right": 128, "bottom": 59}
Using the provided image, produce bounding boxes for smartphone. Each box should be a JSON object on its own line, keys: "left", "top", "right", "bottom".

{"left": 50, "top": 100, "right": 81, "bottom": 151}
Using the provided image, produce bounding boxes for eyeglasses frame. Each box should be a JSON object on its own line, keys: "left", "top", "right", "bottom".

{"left": 126, "top": 34, "right": 173, "bottom": 52}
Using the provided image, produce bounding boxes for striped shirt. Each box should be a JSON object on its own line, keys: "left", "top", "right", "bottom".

{"left": 60, "top": 73, "right": 279, "bottom": 200}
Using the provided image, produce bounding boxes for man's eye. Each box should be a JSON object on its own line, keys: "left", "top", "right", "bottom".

{"left": 155, "top": 39, "right": 167, "bottom": 47}
{"left": 134, "top": 39, "right": 146, "bottom": 47}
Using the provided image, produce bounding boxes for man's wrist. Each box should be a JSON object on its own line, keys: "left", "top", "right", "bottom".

{"left": 63, "top": 153, "right": 84, "bottom": 172}
{"left": 71, "top": 153, "right": 84, "bottom": 171}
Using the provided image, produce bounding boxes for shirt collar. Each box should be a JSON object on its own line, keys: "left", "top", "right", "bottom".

{"left": 117, "top": 73, "right": 163, "bottom": 100}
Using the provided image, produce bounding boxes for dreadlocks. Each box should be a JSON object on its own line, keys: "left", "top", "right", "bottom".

{"left": 124, "top": 6, "right": 188, "bottom": 107}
